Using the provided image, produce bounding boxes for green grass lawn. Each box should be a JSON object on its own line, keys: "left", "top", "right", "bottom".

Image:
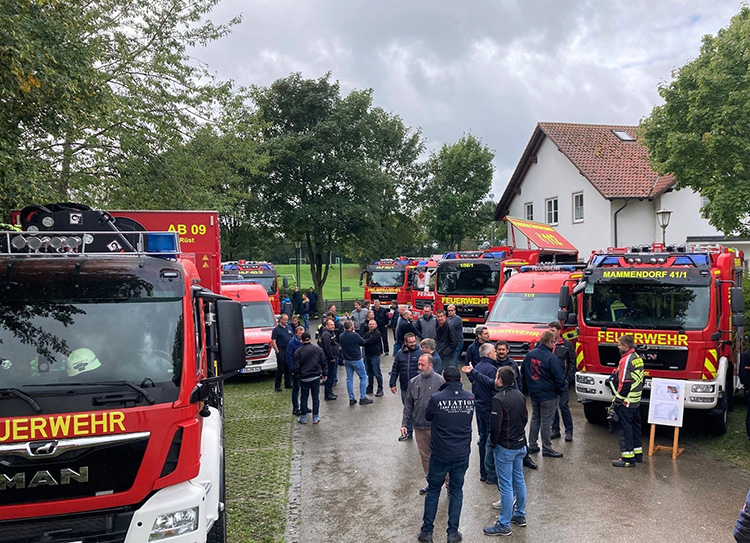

{"left": 273, "top": 263, "right": 364, "bottom": 302}
{"left": 224, "top": 377, "right": 293, "bottom": 543}
{"left": 683, "top": 400, "right": 750, "bottom": 470}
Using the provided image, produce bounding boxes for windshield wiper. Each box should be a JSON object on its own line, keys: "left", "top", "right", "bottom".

{"left": 24, "top": 381, "right": 156, "bottom": 404}
{"left": 0, "top": 388, "right": 42, "bottom": 413}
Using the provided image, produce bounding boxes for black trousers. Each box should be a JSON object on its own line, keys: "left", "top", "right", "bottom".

{"left": 378, "top": 325, "right": 389, "bottom": 354}
{"left": 275, "top": 348, "right": 291, "bottom": 389}
{"left": 614, "top": 404, "right": 642, "bottom": 458}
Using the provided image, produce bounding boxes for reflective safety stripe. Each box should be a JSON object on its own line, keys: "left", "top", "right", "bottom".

{"left": 622, "top": 451, "right": 634, "bottom": 459}
{"left": 576, "top": 343, "right": 585, "bottom": 372}
{"left": 702, "top": 350, "right": 718, "bottom": 380}
{"left": 634, "top": 447, "right": 643, "bottom": 455}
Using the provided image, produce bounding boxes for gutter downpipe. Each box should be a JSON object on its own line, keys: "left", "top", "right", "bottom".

{"left": 612, "top": 199, "right": 629, "bottom": 247}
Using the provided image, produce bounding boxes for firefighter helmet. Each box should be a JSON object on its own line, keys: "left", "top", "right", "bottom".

{"left": 66, "top": 348, "right": 101, "bottom": 377}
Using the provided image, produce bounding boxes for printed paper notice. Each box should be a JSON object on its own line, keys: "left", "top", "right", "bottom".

{"left": 647, "top": 378, "right": 685, "bottom": 427}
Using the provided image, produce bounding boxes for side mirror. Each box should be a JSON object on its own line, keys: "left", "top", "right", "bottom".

{"left": 566, "top": 313, "right": 578, "bottom": 326}
{"left": 216, "top": 299, "right": 246, "bottom": 374}
{"left": 733, "top": 314, "right": 746, "bottom": 327}
{"left": 484, "top": 310, "right": 489, "bottom": 322}
{"left": 559, "top": 285, "right": 571, "bottom": 309}
{"left": 283, "top": 277, "right": 289, "bottom": 289}
{"left": 557, "top": 309, "right": 569, "bottom": 322}
{"left": 731, "top": 286, "right": 744, "bottom": 314}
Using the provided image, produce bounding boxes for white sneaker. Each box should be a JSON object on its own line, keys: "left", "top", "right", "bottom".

{"left": 492, "top": 499, "right": 502, "bottom": 510}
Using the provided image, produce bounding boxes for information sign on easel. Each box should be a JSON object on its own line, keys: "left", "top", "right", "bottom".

{"left": 647, "top": 377, "right": 685, "bottom": 458}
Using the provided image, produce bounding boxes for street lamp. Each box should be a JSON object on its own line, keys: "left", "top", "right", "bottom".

{"left": 656, "top": 209, "right": 672, "bottom": 245}
{"left": 294, "top": 240, "right": 302, "bottom": 288}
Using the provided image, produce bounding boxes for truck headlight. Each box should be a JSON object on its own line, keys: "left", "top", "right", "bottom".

{"left": 577, "top": 375, "right": 595, "bottom": 385}
{"left": 691, "top": 384, "right": 715, "bottom": 393}
{"left": 149, "top": 507, "right": 199, "bottom": 541}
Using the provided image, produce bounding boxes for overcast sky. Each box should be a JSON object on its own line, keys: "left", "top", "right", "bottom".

{"left": 195, "top": 0, "right": 744, "bottom": 199}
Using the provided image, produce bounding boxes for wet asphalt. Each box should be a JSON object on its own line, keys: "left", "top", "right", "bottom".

{"left": 286, "top": 354, "right": 750, "bottom": 543}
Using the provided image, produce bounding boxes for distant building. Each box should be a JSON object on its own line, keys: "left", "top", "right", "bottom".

{"left": 495, "top": 122, "right": 750, "bottom": 264}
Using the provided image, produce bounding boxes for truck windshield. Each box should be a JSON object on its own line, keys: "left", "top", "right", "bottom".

{"left": 0, "top": 299, "right": 183, "bottom": 389}
{"left": 583, "top": 282, "right": 710, "bottom": 330}
{"left": 241, "top": 301, "right": 276, "bottom": 328}
{"left": 244, "top": 276, "right": 277, "bottom": 296}
{"left": 368, "top": 270, "right": 405, "bottom": 288}
{"left": 437, "top": 264, "right": 500, "bottom": 295}
{"left": 409, "top": 268, "right": 435, "bottom": 291}
{"left": 488, "top": 292, "right": 560, "bottom": 324}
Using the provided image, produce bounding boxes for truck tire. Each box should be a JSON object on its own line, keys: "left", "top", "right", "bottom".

{"left": 583, "top": 401, "right": 608, "bottom": 425}
{"left": 709, "top": 397, "right": 729, "bottom": 436}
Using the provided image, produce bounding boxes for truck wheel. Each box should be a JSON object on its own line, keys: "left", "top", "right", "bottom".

{"left": 583, "top": 401, "right": 608, "bottom": 425}
{"left": 709, "top": 397, "right": 729, "bottom": 436}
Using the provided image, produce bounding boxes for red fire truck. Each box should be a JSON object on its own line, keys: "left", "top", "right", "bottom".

{"left": 0, "top": 203, "right": 245, "bottom": 542}
{"left": 409, "top": 258, "right": 440, "bottom": 313}
{"left": 360, "top": 257, "right": 414, "bottom": 305}
{"left": 485, "top": 265, "right": 582, "bottom": 361}
{"left": 434, "top": 217, "right": 578, "bottom": 343}
{"left": 221, "top": 260, "right": 282, "bottom": 315}
{"left": 561, "top": 244, "right": 745, "bottom": 434}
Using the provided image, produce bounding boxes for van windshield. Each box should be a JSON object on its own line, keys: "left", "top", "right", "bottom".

{"left": 241, "top": 301, "right": 276, "bottom": 328}
{"left": 488, "top": 292, "right": 559, "bottom": 324}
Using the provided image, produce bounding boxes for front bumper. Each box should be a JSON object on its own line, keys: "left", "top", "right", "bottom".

{"left": 240, "top": 349, "right": 277, "bottom": 374}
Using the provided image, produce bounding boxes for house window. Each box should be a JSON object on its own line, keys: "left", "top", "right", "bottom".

{"left": 573, "top": 192, "right": 584, "bottom": 222}
{"left": 701, "top": 195, "right": 710, "bottom": 208}
{"left": 524, "top": 202, "right": 533, "bottom": 221}
{"left": 612, "top": 130, "right": 635, "bottom": 142}
{"left": 545, "top": 197, "right": 558, "bottom": 225}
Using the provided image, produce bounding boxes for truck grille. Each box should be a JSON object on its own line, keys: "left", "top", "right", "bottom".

{"left": 0, "top": 508, "right": 134, "bottom": 543}
{"left": 508, "top": 341, "right": 532, "bottom": 360}
{"left": 370, "top": 292, "right": 397, "bottom": 303}
{"left": 414, "top": 298, "right": 433, "bottom": 310}
{"left": 245, "top": 343, "right": 271, "bottom": 359}
{"left": 454, "top": 305, "right": 486, "bottom": 319}
{"left": 598, "top": 344, "right": 688, "bottom": 371}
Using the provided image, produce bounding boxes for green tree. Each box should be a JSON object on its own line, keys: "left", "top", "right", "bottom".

{"left": 641, "top": 7, "right": 750, "bottom": 235}
{"left": 248, "top": 73, "right": 424, "bottom": 293}
{"left": 1, "top": 0, "right": 239, "bottom": 219}
{"left": 420, "top": 134, "right": 495, "bottom": 250}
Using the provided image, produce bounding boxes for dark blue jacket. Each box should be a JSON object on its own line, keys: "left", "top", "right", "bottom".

{"left": 286, "top": 337, "right": 303, "bottom": 372}
{"left": 389, "top": 306, "right": 400, "bottom": 329}
{"left": 464, "top": 339, "right": 484, "bottom": 367}
{"left": 396, "top": 318, "right": 421, "bottom": 344}
{"left": 425, "top": 381, "right": 475, "bottom": 459}
{"left": 522, "top": 343, "right": 566, "bottom": 402}
{"left": 339, "top": 330, "right": 365, "bottom": 361}
{"left": 374, "top": 306, "right": 390, "bottom": 327}
{"left": 389, "top": 346, "right": 424, "bottom": 390}
{"left": 466, "top": 357, "right": 497, "bottom": 419}
{"left": 497, "top": 356, "right": 521, "bottom": 391}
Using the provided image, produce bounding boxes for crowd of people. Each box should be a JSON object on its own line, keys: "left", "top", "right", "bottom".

{"left": 269, "top": 299, "right": 646, "bottom": 540}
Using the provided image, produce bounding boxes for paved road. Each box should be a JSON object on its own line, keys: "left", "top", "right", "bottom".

{"left": 288, "top": 356, "right": 750, "bottom": 543}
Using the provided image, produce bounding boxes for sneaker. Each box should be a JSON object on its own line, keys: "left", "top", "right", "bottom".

{"left": 312, "top": 416, "right": 320, "bottom": 424}
{"left": 375, "top": 389, "right": 384, "bottom": 397}
{"left": 527, "top": 445, "right": 540, "bottom": 454}
{"left": 485, "top": 478, "right": 497, "bottom": 485}
{"left": 419, "top": 486, "right": 428, "bottom": 495}
{"left": 274, "top": 387, "right": 282, "bottom": 392}
{"left": 292, "top": 409, "right": 302, "bottom": 416}
{"left": 446, "top": 531, "right": 463, "bottom": 543}
{"left": 324, "top": 394, "right": 337, "bottom": 401}
{"left": 483, "top": 523, "right": 511, "bottom": 536}
{"left": 297, "top": 415, "right": 307, "bottom": 424}
{"left": 492, "top": 499, "right": 502, "bottom": 510}
{"left": 417, "top": 531, "right": 433, "bottom": 543}
{"left": 360, "top": 397, "right": 374, "bottom": 405}
{"left": 542, "top": 450, "right": 563, "bottom": 458}
{"left": 612, "top": 458, "right": 636, "bottom": 467}
{"left": 550, "top": 431, "right": 561, "bottom": 439}
{"left": 398, "top": 433, "right": 413, "bottom": 441}
{"left": 366, "top": 388, "right": 373, "bottom": 394}
{"left": 349, "top": 399, "right": 357, "bottom": 405}
{"left": 565, "top": 433, "right": 573, "bottom": 442}
{"left": 511, "top": 516, "right": 527, "bottom": 527}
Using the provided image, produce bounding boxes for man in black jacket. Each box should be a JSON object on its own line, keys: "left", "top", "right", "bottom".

{"left": 548, "top": 321, "right": 576, "bottom": 442}
{"left": 373, "top": 299, "right": 390, "bottom": 354}
{"left": 418, "top": 367, "right": 474, "bottom": 543}
{"left": 396, "top": 309, "right": 422, "bottom": 347}
{"left": 435, "top": 309, "right": 458, "bottom": 370}
{"left": 318, "top": 319, "right": 339, "bottom": 401}
{"left": 292, "top": 333, "right": 328, "bottom": 424}
{"left": 483, "top": 366, "right": 528, "bottom": 537}
{"left": 363, "top": 319, "right": 384, "bottom": 396}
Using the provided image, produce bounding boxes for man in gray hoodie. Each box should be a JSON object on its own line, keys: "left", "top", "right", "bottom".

{"left": 402, "top": 353, "right": 445, "bottom": 495}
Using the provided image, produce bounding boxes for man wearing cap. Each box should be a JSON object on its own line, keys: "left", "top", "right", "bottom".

{"left": 418, "top": 366, "right": 475, "bottom": 543}
{"left": 292, "top": 332, "right": 328, "bottom": 424}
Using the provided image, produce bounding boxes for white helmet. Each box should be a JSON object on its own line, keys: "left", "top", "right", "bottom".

{"left": 66, "top": 348, "right": 101, "bottom": 377}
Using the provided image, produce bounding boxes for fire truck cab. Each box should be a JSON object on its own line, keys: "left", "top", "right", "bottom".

{"left": 221, "top": 260, "right": 281, "bottom": 315}
{"left": 562, "top": 243, "right": 745, "bottom": 434}
{"left": 360, "top": 257, "right": 413, "bottom": 306}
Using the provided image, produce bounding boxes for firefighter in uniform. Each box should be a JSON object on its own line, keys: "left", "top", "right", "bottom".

{"left": 607, "top": 334, "right": 644, "bottom": 467}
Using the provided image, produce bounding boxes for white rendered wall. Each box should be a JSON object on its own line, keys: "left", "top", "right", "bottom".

{"left": 660, "top": 189, "right": 723, "bottom": 244}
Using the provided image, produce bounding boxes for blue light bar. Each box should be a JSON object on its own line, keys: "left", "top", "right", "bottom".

{"left": 520, "top": 265, "right": 576, "bottom": 273}
{"left": 481, "top": 251, "right": 507, "bottom": 259}
{"left": 146, "top": 232, "right": 178, "bottom": 253}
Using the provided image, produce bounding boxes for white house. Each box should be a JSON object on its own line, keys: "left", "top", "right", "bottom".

{"left": 494, "top": 122, "right": 750, "bottom": 264}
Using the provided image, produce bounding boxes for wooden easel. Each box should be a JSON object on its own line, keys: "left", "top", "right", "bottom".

{"left": 648, "top": 424, "right": 684, "bottom": 458}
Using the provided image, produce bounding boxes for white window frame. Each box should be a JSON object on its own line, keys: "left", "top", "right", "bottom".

{"left": 701, "top": 195, "right": 710, "bottom": 208}
{"left": 545, "top": 197, "right": 558, "bottom": 225}
{"left": 524, "top": 202, "right": 533, "bottom": 221}
{"left": 572, "top": 192, "right": 584, "bottom": 223}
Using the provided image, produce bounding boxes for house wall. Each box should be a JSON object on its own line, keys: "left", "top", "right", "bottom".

{"left": 660, "top": 189, "right": 722, "bottom": 243}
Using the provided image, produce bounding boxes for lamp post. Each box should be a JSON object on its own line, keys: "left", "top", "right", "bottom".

{"left": 656, "top": 209, "right": 672, "bottom": 245}
{"left": 294, "top": 240, "right": 302, "bottom": 288}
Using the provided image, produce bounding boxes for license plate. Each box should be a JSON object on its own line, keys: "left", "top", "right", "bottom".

{"left": 463, "top": 326, "right": 475, "bottom": 334}
{"left": 241, "top": 366, "right": 262, "bottom": 374}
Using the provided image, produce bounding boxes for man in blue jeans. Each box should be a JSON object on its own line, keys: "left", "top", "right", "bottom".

{"left": 339, "top": 320, "right": 372, "bottom": 405}
{"left": 484, "top": 366, "right": 528, "bottom": 536}
{"left": 418, "top": 367, "right": 475, "bottom": 543}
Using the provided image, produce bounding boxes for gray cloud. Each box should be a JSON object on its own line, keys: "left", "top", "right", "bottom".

{"left": 197, "top": 0, "right": 744, "bottom": 198}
